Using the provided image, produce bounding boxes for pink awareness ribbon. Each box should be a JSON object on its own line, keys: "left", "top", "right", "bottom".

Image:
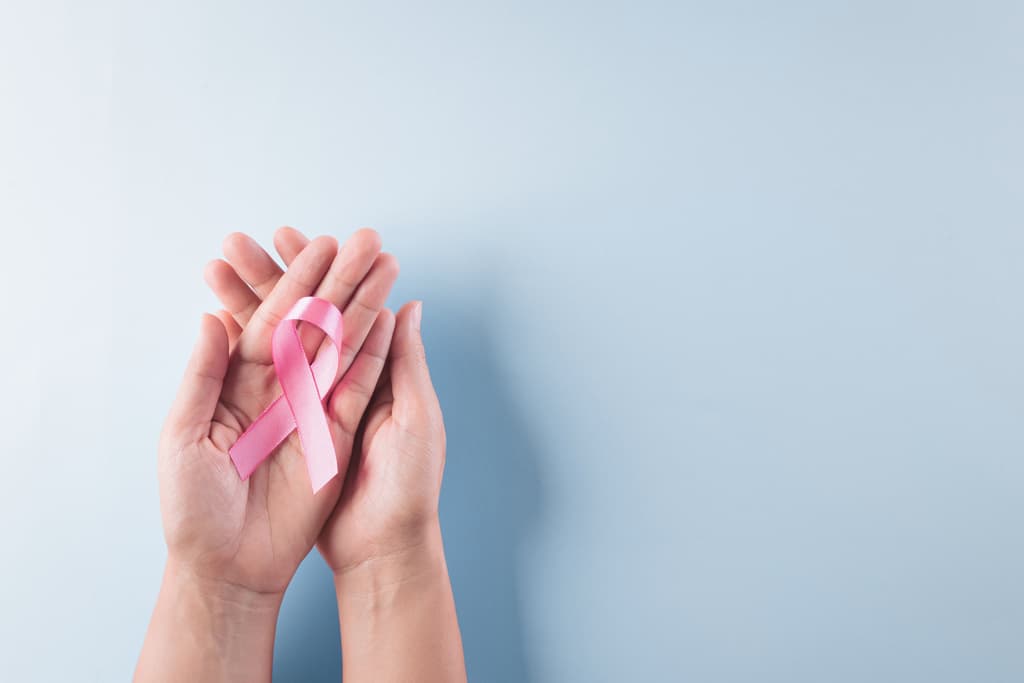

{"left": 229, "top": 296, "right": 343, "bottom": 493}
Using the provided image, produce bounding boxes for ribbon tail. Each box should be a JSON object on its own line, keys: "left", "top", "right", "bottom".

{"left": 228, "top": 395, "right": 295, "bottom": 479}
{"left": 273, "top": 316, "right": 339, "bottom": 493}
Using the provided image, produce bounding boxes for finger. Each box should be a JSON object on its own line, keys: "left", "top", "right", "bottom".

{"left": 213, "top": 309, "right": 242, "bottom": 349}
{"left": 204, "top": 259, "right": 261, "bottom": 327}
{"left": 222, "top": 232, "right": 285, "bottom": 300}
{"left": 334, "top": 252, "right": 399, "bottom": 371}
{"left": 295, "top": 230, "right": 385, "bottom": 359}
{"left": 312, "top": 228, "right": 382, "bottom": 310}
{"left": 235, "top": 235, "right": 338, "bottom": 363}
{"left": 359, "top": 366, "right": 394, "bottom": 448}
{"left": 273, "top": 226, "right": 310, "bottom": 266}
{"left": 162, "top": 314, "right": 229, "bottom": 446}
{"left": 389, "top": 301, "right": 441, "bottom": 431}
{"left": 329, "top": 309, "right": 396, "bottom": 437}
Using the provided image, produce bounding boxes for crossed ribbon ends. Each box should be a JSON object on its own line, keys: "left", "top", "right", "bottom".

{"left": 228, "top": 296, "right": 343, "bottom": 493}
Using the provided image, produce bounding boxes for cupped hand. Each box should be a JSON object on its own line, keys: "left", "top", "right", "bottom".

{"left": 159, "top": 228, "right": 399, "bottom": 597}
{"left": 205, "top": 228, "right": 448, "bottom": 576}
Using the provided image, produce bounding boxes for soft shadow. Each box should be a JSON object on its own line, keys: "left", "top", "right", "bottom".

{"left": 429, "top": 299, "right": 543, "bottom": 682}
{"left": 273, "top": 553, "right": 341, "bottom": 681}
{"left": 273, "top": 297, "right": 543, "bottom": 682}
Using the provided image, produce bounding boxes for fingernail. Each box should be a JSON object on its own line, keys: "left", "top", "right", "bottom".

{"left": 412, "top": 301, "right": 423, "bottom": 331}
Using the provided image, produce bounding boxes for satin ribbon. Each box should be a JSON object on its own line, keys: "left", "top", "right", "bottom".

{"left": 229, "top": 296, "right": 343, "bottom": 493}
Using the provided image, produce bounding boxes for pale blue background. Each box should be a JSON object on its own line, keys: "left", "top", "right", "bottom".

{"left": 0, "top": 1, "right": 1021, "bottom": 681}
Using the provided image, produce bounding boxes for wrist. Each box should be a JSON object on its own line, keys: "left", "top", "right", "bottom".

{"left": 135, "top": 562, "right": 283, "bottom": 682}
{"left": 162, "top": 559, "right": 285, "bottom": 615}
{"left": 331, "top": 518, "right": 448, "bottom": 598}
{"left": 331, "top": 521, "right": 466, "bottom": 682}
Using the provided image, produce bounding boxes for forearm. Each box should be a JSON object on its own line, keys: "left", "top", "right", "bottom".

{"left": 135, "top": 562, "right": 282, "bottom": 683}
{"left": 335, "top": 523, "right": 466, "bottom": 683}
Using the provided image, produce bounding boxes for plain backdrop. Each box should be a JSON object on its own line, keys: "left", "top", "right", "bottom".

{"left": 1, "top": 1, "right": 1022, "bottom": 681}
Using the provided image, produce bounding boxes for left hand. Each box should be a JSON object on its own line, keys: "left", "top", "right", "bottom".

{"left": 158, "top": 228, "right": 398, "bottom": 597}
{"left": 138, "top": 228, "right": 400, "bottom": 683}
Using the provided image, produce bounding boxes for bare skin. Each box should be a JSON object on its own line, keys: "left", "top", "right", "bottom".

{"left": 135, "top": 228, "right": 465, "bottom": 683}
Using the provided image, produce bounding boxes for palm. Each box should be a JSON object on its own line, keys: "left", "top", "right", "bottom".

{"left": 317, "top": 324, "right": 446, "bottom": 572}
{"left": 162, "top": 356, "right": 351, "bottom": 593}
{"left": 320, "top": 414, "right": 410, "bottom": 569}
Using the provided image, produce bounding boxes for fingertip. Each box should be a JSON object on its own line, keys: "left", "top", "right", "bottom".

{"left": 395, "top": 300, "right": 414, "bottom": 322}
{"left": 411, "top": 300, "right": 422, "bottom": 331}
{"left": 276, "top": 225, "right": 307, "bottom": 240}
{"left": 195, "top": 312, "right": 230, "bottom": 362}
{"left": 272, "top": 227, "right": 307, "bottom": 264}
{"left": 375, "top": 252, "right": 400, "bottom": 278}
{"left": 168, "top": 312, "right": 231, "bottom": 439}
{"left": 361, "top": 308, "right": 397, "bottom": 358}
{"left": 308, "top": 234, "right": 339, "bottom": 256}
{"left": 387, "top": 301, "right": 436, "bottom": 413}
{"left": 290, "top": 235, "right": 339, "bottom": 273}
{"left": 199, "top": 311, "right": 227, "bottom": 339}
{"left": 202, "top": 258, "right": 222, "bottom": 284}
{"left": 351, "top": 227, "right": 382, "bottom": 253}
{"left": 275, "top": 225, "right": 308, "bottom": 245}
{"left": 274, "top": 225, "right": 309, "bottom": 247}
{"left": 222, "top": 231, "right": 256, "bottom": 259}
{"left": 395, "top": 300, "right": 421, "bottom": 329}
{"left": 334, "top": 229, "right": 382, "bottom": 274}
{"left": 212, "top": 309, "right": 242, "bottom": 340}
{"left": 203, "top": 260, "right": 254, "bottom": 311}
{"left": 390, "top": 301, "right": 425, "bottom": 360}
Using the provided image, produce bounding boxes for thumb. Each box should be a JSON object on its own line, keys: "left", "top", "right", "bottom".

{"left": 162, "top": 313, "right": 229, "bottom": 446}
{"left": 389, "top": 301, "right": 440, "bottom": 428}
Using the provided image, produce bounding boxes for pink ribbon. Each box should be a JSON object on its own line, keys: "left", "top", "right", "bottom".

{"left": 229, "top": 296, "right": 343, "bottom": 493}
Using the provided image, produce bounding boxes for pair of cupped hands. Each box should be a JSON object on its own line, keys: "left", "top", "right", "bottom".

{"left": 160, "top": 226, "right": 444, "bottom": 604}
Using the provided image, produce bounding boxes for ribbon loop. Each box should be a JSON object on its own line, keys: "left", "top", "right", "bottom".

{"left": 229, "top": 296, "right": 344, "bottom": 493}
